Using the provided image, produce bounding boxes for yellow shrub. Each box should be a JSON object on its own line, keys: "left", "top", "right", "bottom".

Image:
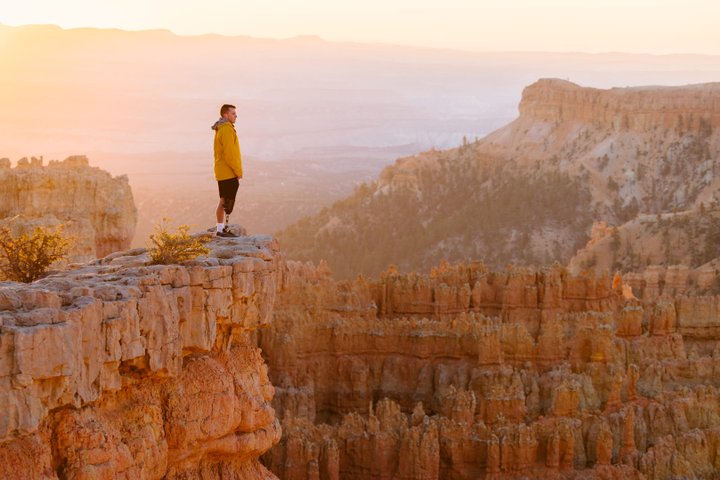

{"left": 148, "top": 221, "right": 210, "bottom": 265}
{"left": 0, "top": 226, "right": 71, "bottom": 283}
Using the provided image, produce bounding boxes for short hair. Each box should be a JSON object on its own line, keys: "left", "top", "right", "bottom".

{"left": 220, "top": 104, "right": 236, "bottom": 116}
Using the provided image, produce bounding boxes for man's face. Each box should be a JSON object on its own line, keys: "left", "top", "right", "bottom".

{"left": 223, "top": 108, "right": 238, "bottom": 124}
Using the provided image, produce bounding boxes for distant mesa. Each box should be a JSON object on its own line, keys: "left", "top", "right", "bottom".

{"left": 0, "top": 155, "right": 137, "bottom": 264}
{"left": 519, "top": 77, "right": 720, "bottom": 129}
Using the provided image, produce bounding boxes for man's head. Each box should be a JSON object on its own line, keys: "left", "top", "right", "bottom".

{"left": 220, "top": 104, "right": 237, "bottom": 124}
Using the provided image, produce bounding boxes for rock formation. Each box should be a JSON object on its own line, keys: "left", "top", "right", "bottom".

{"left": 0, "top": 233, "right": 281, "bottom": 479}
{"left": 568, "top": 208, "right": 720, "bottom": 289}
{"left": 260, "top": 259, "right": 720, "bottom": 479}
{"left": 0, "top": 155, "right": 137, "bottom": 263}
{"left": 3, "top": 227, "right": 720, "bottom": 478}
{"left": 517, "top": 79, "right": 720, "bottom": 130}
{"left": 278, "top": 80, "right": 720, "bottom": 279}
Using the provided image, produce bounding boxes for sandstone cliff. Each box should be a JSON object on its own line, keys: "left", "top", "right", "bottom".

{"left": 0, "top": 156, "right": 137, "bottom": 263}
{"left": 260, "top": 259, "right": 720, "bottom": 479}
{"left": 516, "top": 78, "right": 720, "bottom": 132}
{"left": 278, "top": 80, "right": 720, "bottom": 279}
{"left": 0, "top": 234, "right": 281, "bottom": 479}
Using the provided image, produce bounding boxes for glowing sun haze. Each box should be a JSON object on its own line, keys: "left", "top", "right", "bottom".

{"left": 2, "top": 0, "right": 720, "bottom": 54}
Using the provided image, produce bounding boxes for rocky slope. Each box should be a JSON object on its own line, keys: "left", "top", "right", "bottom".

{"left": 0, "top": 156, "right": 137, "bottom": 263}
{"left": 278, "top": 79, "right": 720, "bottom": 279}
{"left": 260, "top": 259, "right": 720, "bottom": 479}
{"left": 568, "top": 207, "right": 720, "bottom": 277}
{"left": 0, "top": 233, "right": 281, "bottom": 479}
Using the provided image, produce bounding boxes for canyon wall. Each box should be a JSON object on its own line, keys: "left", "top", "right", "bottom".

{"left": 261, "top": 260, "right": 720, "bottom": 479}
{"left": 0, "top": 234, "right": 281, "bottom": 479}
{"left": 0, "top": 156, "right": 137, "bottom": 263}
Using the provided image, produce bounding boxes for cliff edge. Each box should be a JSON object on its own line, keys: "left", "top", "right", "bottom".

{"left": 0, "top": 234, "right": 281, "bottom": 479}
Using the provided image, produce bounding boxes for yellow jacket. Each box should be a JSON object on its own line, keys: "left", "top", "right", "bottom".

{"left": 213, "top": 121, "right": 243, "bottom": 180}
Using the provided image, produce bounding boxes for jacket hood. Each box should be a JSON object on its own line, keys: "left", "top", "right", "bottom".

{"left": 211, "top": 118, "right": 230, "bottom": 131}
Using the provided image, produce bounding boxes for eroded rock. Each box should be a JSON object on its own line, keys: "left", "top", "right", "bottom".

{"left": 0, "top": 235, "right": 281, "bottom": 479}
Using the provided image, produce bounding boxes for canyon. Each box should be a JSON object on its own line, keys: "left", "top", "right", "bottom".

{"left": 262, "top": 259, "right": 720, "bottom": 479}
{"left": 2, "top": 235, "right": 720, "bottom": 478}
{"left": 2, "top": 78, "right": 720, "bottom": 479}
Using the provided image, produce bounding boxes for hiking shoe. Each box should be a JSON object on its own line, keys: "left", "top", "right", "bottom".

{"left": 216, "top": 230, "right": 239, "bottom": 238}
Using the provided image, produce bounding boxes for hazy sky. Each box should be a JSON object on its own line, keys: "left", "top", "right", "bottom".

{"left": 2, "top": 0, "right": 720, "bottom": 54}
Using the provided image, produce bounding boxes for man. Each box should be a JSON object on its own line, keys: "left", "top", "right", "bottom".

{"left": 212, "top": 104, "right": 243, "bottom": 237}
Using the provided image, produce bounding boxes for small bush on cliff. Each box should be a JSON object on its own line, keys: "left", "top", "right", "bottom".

{"left": 0, "top": 226, "right": 71, "bottom": 283}
{"left": 148, "top": 221, "right": 210, "bottom": 265}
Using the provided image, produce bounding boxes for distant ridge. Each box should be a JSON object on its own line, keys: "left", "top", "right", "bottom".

{"left": 278, "top": 79, "right": 720, "bottom": 278}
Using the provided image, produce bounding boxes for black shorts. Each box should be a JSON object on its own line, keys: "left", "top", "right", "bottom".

{"left": 217, "top": 177, "right": 239, "bottom": 202}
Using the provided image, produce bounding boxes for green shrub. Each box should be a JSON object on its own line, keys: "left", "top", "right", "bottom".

{"left": 0, "top": 226, "right": 71, "bottom": 283}
{"left": 148, "top": 221, "right": 210, "bottom": 265}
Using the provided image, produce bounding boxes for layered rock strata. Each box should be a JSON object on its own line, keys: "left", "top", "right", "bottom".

{"left": 261, "top": 260, "right": 720, "bottom": 479}
{"left": 518, "top": 78, "right": 720, "bottom": 131}
{"left": 0, "top": 155, "right": 137, "bottom": 263}
{"left": 0, "top": 234, "right": 281, "bottom": 479}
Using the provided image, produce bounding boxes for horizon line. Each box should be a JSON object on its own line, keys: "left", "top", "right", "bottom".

{"left": 2, "top": 21, "right": 720, "bottom": 58}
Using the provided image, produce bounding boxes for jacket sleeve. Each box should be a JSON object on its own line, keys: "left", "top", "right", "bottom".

{"left": 220, "top": 128, "right": 243, "bottom": 178}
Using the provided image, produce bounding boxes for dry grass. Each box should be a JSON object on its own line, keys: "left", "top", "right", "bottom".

{"left": 0, "top": 226, "right": 71, "bottom": 282}
{"left": 148, "top": 220, "right": 210, "bottom": 265}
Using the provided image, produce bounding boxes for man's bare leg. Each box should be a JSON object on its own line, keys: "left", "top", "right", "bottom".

{"left": 216, "top": 198, "right": 225, "bottom": 223}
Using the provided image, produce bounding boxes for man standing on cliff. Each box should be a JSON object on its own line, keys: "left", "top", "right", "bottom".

{"left": 212, "top": 104, "right": 243, "bottom": 237}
